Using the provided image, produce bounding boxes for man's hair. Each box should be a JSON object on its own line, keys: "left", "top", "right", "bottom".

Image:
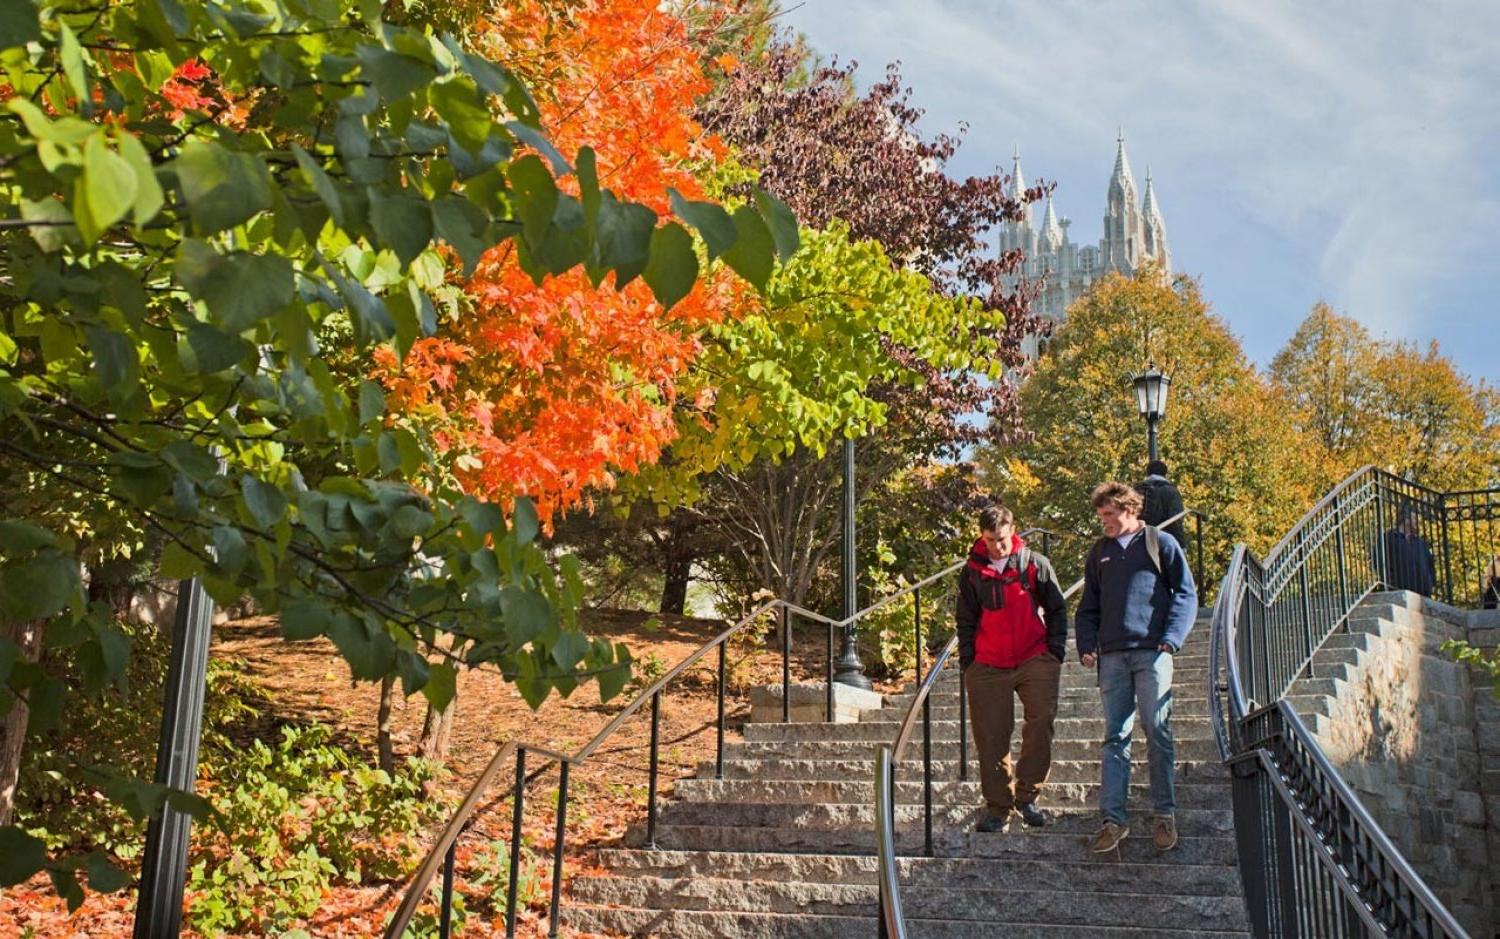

{"left": 978, "top": 504, "right": 1014, "bottom": 532}
{"left": 1146, "top": 459, "right": 1169, "bottom": 477}
{"left": 1091, "top": 481, "right": 1144, "bottom": 514}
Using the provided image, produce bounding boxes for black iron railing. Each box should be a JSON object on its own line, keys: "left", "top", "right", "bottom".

{"left": 875, "top": 510, "right": 1206, "bottom": 937}
{"left": 385, "top": 529, "right": 1067, "bottom": 938}
{"left": 1211, "top": 466, "right": 1499, "bottom": 939}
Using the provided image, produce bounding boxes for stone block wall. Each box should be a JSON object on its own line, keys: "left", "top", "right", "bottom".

{"left": 1290, "top": 592, "right": 1498, "bottom": 936}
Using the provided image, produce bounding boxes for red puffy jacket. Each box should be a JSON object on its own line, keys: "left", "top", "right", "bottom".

{"left": 955, "top": 535, "right": 1068, "bottom": 669}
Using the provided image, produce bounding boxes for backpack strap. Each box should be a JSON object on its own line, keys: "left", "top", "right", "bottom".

{"left": 1144, "top": 525, "right": 1162, "bottom": 576}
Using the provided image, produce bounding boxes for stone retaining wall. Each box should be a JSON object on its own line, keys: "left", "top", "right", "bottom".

{"left": 1292, "top": 592, "right": 1499, "bottom": 937}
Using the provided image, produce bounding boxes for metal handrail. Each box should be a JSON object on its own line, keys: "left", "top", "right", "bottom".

{"left": 388, "top": 529, "right": 1074, "bottom": 938}
{"left": 1210, "top": 466, "right": 1495, "bottom": 939}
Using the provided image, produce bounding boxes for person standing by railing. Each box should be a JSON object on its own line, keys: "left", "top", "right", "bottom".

{"left": 1076, "top": 482, "right": 1198, "bottom": 854}
{"left": 1376, "top": 507, "right": 1437, "bottom": 598}
{"left": 955, "top": 504, "right": 1070, "bottom": 832}
{"left": 1134, "top": 459, "right": 1187, "bottom": 547}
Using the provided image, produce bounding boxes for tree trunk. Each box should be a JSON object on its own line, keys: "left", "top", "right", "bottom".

{"left": 418, "top": 697, "right": 456, "bottom": 762}
{"left": 659, "top": 555, "right": 691, "bottom": 615}
{"left": 376, "top": 674, "right": 397, "bottom": 773}
{"left": 0, "top": 619, "right": 44, "bottom": 827}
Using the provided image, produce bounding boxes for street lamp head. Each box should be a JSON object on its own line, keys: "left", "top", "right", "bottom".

{"left": 1131, "top": 364, "right": 1171, "bottom": 420}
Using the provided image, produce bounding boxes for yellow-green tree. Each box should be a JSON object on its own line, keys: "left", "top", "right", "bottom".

{"left": 1270, "top": 304, "right": 1499, "bottom": 491}
{"left": 983, "top": 270, "right": 1317, "bottom": 587}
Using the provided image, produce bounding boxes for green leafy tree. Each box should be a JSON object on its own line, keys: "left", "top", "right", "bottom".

{"left": 0, "top": 0, "right": 792, "bottom": 898}
{"left": 987, "top": 270, "right": 1317, "bottom": 587}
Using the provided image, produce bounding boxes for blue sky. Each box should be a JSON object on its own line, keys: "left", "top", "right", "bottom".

{"left": 778, "top": 1, "right": 1500, "bottom": 383}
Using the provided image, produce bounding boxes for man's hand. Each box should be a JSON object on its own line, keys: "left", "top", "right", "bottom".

{"left": 1081, "top": 652, "right": 1097, "bottom": 668}
{"left": 1158, "top": 643, "right": 1175, "bottom": 654}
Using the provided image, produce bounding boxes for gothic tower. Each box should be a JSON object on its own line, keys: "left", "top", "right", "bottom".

{"left": 999, "top": 130, "right": 1173, "bottom": 352}
{"left": 1102, "top": 129, "right": 1146, "bottom": 272}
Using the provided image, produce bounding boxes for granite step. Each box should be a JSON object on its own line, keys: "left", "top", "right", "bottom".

{"left": 564, "top": 906, "right": 1249, "bottom": 939}
{"left": 744, "top": 717, "right": 1218, "bottom": 744}
{"left": 568, "top": 877, "right": 1246, "bottom": 930}
{"left": 699, "top": 757, "right": 1232, "bottom": 784}
{"left": 652, "top": 801, "right": 1233, "bottom": 835}
{"left": 866, "top": 698, "right": 1213, "bottom": 722}
{"left": 670, "top": 777, "right": 1232, "bottom": 809}
{"left": 723, "top": 735, "right": 1222, "bottom": 762}
{"left": 591, "top": 848, "right": 1242, "bottom": 894}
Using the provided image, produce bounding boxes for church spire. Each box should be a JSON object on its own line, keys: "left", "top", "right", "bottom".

{"left": 1141, "top": 166, "right": 1170, "bottom": 273}
{"left": 1011, "top": 145, "right": 1032, "bottom": 227}
{"left": 1041, "top": 194, "right": 1062, "bottom": 251}
{"left": 1108, "top": 128, "right": 1137, "bottom": 201}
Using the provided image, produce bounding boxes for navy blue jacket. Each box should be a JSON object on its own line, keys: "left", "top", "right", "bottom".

{"left": 1075, "top": 527, "right": 1198, "bottom": 656}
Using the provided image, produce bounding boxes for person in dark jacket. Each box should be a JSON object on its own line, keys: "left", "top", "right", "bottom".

{"left": 1076, "top": 481, "right": 1197, "bottom": 854}
{"left": 1135, "top": 459, "right": 1187, "bottom": 546}
{"left": 955, "top": 504, "right": 1070, "bottom": 832}
{"left": 1484, "top": 557, "right": 1500, "bottom": 610}
{"left": 1377, "top": 509, "right": 1437, "bottom": 598}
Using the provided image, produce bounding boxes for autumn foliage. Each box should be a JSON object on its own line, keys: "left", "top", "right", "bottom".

{"left": 379, "top": 0, "right": 740, "bottom": 521}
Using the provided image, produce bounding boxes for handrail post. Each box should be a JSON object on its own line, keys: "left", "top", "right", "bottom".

{"left": 646, "top": 691, "right": 661, "bottom": 849}
{"left": 913, "top": 586, "right": 923, "bottom": 682}
{"left": 1439, "top": 493, "right": 1454, "bottom": 604}
{"left": 781, "top": 606, "right": 791, "bottom": 723}
{"left": 957, "top": 662, "right": 969, "bottom": 782}
{"left": 438, "top": 838, "right": 457, "bottom": 939}
{"left": 505, "top": 746, "right": 527, "bottom": 939}
{"left": 1194, "top": 512, "right": 1204, "bottom": 588}
{"left": 1332, "top": 492, "right": 1350, "bottom": 616}
{"left": 548, "top": 761, "right": 570, "bottom": 938}
{"left": 826, "top": 620, "right": 835, "bottom": 722}
{"left": 715, "top": 641, "right": 727, "bottom": 779}
{"left": 1297, "top": 528, "right": 1314, "bottom": 679}
{"left": 922, "top": 686, "right": 933, "bottom": 858}
{"left": 1374, "top": 481, "right": 1388, "bottom": 587}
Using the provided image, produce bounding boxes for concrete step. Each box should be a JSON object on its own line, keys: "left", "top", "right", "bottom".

{"left": 592, "top": 848, "right": 1243, "bottom": 895}
{"left": 670, "top": 777, "right": 1232, "bottom": 809}
{"left": 625, "top": 822, "right": 1237, "bottom": 863}
{"left": 723, "top": 735, "right": 1223, "bottom": 762}
{"left": 866, "top": 697, "right": 1213, "bottom": 722}
{"left": 564, "top": 905, "right": 1248, "bottom": 939}
{"left": 654, "top": 798, "right": 1232, "bottom": 834}
{"left": 700, "top": 757, "right": 1232, "bottom": 784}
{"left": 568, "top": 876, "right": 1246, "bottom": 930}
{"left": 744, "top": 717, "right": 1219, "bottom": 744}
{"left": 884, "top": 679, "right": 1216, "bottom": 709}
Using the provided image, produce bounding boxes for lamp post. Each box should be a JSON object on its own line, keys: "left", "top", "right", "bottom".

{"left": 833, "top": 437, "right": 871, "bottom": 690}
{"left": 1130, "top": 364, "right": 1171, "bottom": 462}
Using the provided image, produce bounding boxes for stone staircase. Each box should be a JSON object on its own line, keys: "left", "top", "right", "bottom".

{"left": 565, "top": 613, "right": 1250, "bottom": 937}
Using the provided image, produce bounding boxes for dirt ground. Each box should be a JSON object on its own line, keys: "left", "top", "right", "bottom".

{"left": 3, "top": 608, "right": 902, "bottom": 938}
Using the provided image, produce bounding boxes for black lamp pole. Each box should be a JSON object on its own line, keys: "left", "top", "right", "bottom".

{"left": 833, "top": 437, "right": 870, "bottom": 689}
{"left": 1146, "top": 414, "right": 1160, "bottom": 462}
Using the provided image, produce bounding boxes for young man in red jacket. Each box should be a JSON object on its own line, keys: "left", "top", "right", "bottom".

{"left": 956, "top": 504, "right": 1071, "bottom": 832}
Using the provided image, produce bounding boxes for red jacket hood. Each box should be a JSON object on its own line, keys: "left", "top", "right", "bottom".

{"left": 967, "top": 534, "right": 1028, "bottom": 571}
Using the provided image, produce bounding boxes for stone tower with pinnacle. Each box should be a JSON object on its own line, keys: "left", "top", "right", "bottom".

{"left": 1001, "top": 131, "right": 1172, "bottom": 357}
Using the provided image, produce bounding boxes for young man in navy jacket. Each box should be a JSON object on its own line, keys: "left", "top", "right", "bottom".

{"left": 1075, "top": 481, "right": 1198, "bottom": 853}
{"left": 955, "top": 504, "right": 1070, "bottom": 832}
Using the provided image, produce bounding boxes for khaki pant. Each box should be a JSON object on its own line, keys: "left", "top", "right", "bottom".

{"left": 965, "top": 654, "right": 1062, "bottom": 816}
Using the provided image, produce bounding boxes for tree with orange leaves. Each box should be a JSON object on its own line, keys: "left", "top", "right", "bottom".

{"left": 379, "top": 0, "right": 752, "bottom": 523}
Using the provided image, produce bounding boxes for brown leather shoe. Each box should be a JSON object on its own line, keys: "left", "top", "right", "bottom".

{"left": 1153, "top": 814, "right": 1178, "bottom": 851}
{"left": 1090, "top": 820, "right": 1128, "bottom": 854}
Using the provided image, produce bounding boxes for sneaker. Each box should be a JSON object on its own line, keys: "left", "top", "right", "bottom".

{"left": 1090, "top": 820, "right": 1128, "bottom": 854}
{"left": 975, "top": 812, "right": 1011, "bottom": 833}
{"left": 1153, "top": 814, "right": 1178, "bottom": 851}
{"left": 1015, "top": 802, "right": 1048, "bottom": 828}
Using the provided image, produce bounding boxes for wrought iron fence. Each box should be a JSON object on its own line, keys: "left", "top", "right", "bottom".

{"left": 1211, "top": 466, "right": 1498, "bottom": 939}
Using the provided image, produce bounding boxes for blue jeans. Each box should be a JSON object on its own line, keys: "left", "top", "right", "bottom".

{"left": 1098, "top": 649, "right": 1175, "bottom": 824}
